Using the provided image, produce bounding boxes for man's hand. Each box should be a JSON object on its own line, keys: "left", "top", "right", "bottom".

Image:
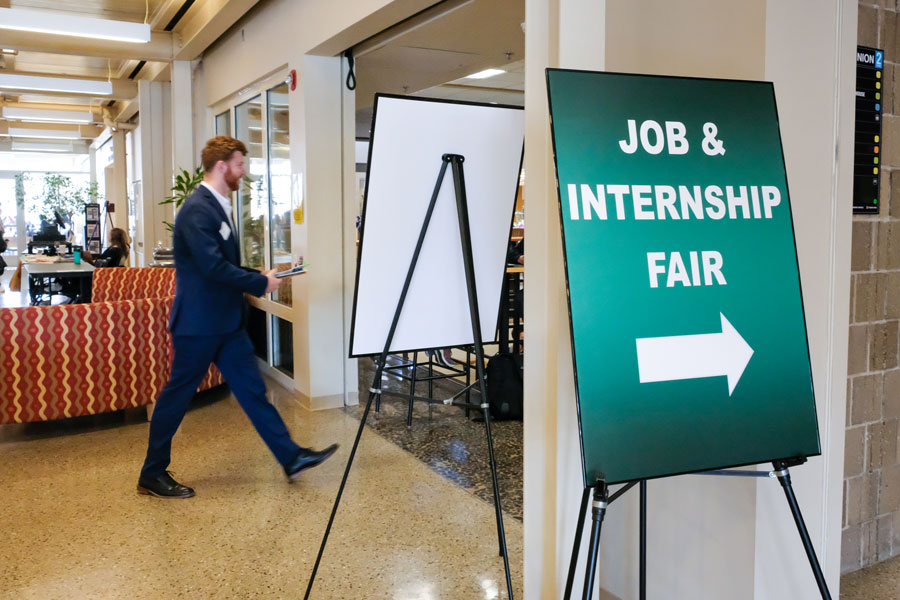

{"left": 264, "top": 269, "right": 280, "bottom": 293}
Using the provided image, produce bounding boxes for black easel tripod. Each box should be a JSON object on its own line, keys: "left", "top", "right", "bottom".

{"left": 303, "top": 154, "right": 514, "bottom": 599}
{"left": 564, "top": 457, "right": 832, "bottom": 600}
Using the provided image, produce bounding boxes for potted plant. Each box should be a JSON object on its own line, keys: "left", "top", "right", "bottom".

{"left": 39, "top": 173, "right": 82, "bottom": 226}
{"left": 160, "top": 166, "right": 204, "bottom": 232}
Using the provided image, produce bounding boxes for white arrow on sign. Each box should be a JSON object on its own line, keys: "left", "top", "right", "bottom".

{"left": 635, "top": 313, "right": 753, "bottom": 396}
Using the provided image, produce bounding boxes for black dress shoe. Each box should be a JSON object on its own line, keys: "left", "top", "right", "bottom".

{"left": 137, "top": 471, "right": 195, "bottom": 498}
{"left": 285, "top": 444, "right": 339, "bottom": 482}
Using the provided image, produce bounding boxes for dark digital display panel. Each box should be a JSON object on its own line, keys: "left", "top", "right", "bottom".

{"left": 854, "top": 46, "right": 884, "bottom": 214}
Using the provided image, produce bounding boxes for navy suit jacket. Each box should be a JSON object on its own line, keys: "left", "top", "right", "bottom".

{"left": 169, "top": 185, "right": 267, "bottom": 335}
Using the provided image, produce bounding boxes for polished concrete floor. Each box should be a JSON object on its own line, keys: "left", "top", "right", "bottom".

{"left": 2, "top": 264, "right": 894, "bottom": 598}
{"left": 0, "top": 380, "right": 522, "bottom": 599}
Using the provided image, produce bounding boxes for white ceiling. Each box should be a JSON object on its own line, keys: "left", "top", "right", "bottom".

{"left": 0, "top": 0, "right": 258, "bottom": 153}
{"left": 354, "top": 0, "right": 525, "bottom": 139}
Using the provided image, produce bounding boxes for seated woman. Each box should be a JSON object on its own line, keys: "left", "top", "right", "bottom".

{"left": 83, "top": 228, "right": 130, "bottom": 268}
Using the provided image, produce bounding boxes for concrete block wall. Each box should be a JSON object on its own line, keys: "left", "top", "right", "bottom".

{"left": 843, "top": 0, "right": 900, "bottom": 574}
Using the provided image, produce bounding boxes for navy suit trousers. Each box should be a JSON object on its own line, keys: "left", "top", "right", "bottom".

{"left": 141, "top": 330, "right": 300, "bottom": 478}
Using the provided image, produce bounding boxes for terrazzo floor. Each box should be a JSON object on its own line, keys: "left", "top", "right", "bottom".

{"left": 4, "top": 260, "right": 889, "bottom": 598}
{"left": 0, "top": 377, "right": 523, "bottom": 599}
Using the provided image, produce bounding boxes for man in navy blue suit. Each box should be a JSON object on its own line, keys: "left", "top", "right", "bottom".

{"left": 138, "top": 136, "right": 337, "bottom": 498}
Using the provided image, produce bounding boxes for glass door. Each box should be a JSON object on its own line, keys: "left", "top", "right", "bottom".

{"left": 218, "top": 76, "right": 295, "bottom": 378}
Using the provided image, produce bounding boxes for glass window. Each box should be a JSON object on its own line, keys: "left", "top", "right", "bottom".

{"left": 235, "top": 95, "right": 266, "bottom": 269}
{"left": 267, "top": 83, "right": 292, "bottom": 306}
{"left": 215, "top": 110, "right": 231, "bottom": 137}
{"left": 272, "top": 315, "right": 293, "bottom": 376}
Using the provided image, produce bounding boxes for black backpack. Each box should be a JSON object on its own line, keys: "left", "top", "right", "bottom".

{"left": 485, "top": 353, "right": 523, "bottom": 421}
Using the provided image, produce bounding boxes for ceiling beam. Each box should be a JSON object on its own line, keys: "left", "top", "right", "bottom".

{"left": 173, "top": 0, "right": 261, "bottom": 61}
{"left": 151, "top": 0, "right": 188, "bottom": 29}
{"left": 112, "top": 100, "right": 139, "bottom": 124}
{"left": 0, "top": 29, "right": 174, "bottom": 62}
{"left": 0, "top": 70, "right": 138, "bottom": 100}
{"left": 0, "top": 120, "right": 102, "bottom": 138}
{"left": 143, "top": 61, "right": 172, "bottom": 82}
{"left": 440, "top": 83, "right": 524, "bottom": 95}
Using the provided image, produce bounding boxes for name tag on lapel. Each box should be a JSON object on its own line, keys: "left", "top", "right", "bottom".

{"left": 219, "top": 221, "right": 232, "bottom": 241}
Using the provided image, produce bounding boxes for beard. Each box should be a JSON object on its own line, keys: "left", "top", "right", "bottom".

{"left": 224, "top": 168, "right": 241, "bottom": 192}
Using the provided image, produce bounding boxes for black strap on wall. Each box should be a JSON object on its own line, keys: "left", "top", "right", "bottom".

{"left": 344, "top": 49, "right": 357, "bottom": 90}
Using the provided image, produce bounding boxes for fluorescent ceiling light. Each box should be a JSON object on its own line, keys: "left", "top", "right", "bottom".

{"left": 465, "top": 68, "right": 506, "bottom": 80}
{"left": 11, "top": 141, "right": 74, "bottom": 153}
{"left": 8, "top": 127, "right": 81, "bottom": 140}
{"left": 0, "top": 8, "right": 150, "bottom": 44}
{"left": 3, "top": 107, "right": 93, "bottom": 124}
{"left": 0, "top": 73, "right": 112, "bottom": 95}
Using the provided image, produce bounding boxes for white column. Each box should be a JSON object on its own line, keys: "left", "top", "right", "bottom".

{"left": 754, "top": 2, "right": 855, "bottom": 599}
{"left": 111, "top": 129, "right": 128, "bottom": 233}
{"left": 137, "top": 80, "right": 174, "bottom": 264}
{"left": 171, "top": 60, "right": 195, "bottom": 178}
{"left": 523, "top": 0, "right": 564, "bottom": 597}
{"left": 288, "top": 55, "right": 358, "bottom": 410}
{"left": 89, "top": 146, "right": 97, "bottom": 186}
{"left": 15, "top": 173, "right": 25, "bottom": 257}
{"left": 341, "top": 58, "right": 360, "bottom": 405}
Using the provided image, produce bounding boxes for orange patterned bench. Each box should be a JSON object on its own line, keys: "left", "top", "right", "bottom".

{"left": 0, "top": 267, "right": 224, "bottom": 424}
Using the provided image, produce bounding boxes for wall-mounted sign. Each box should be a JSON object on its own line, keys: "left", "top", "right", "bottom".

{"left": 854, "top": 46, "right": 884, "bottom": 214}
{"left": 547, "top": 69, "right": 820, "bottom": 485}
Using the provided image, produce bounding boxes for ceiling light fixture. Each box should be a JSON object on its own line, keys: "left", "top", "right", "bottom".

{"left": 465, "top": 68, "right": 506, "bottom": 80}
{"left": 1, "top": 48, "right": 17, "bottom": 55}
{"left": 3, "top": 107, "right": 93, "bottom": 124}
{"left": 11, "top": 141, "right": 74, "bottom": 153}
{"left": 8, "top": 127, "right": 81, "bottom": 140}
{"left": 0, "top": 74, "right": 112, "bottom": 95}
{"left": 0, "top": 8, "right": 151, "bottom": 44}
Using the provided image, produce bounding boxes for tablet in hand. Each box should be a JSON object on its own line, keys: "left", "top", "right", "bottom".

{"left": 275, "top": 264, "right": 309, "bottom": 278}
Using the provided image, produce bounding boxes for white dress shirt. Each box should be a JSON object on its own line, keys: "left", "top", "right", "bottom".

{"left": 201, "top": 181, "right": 236, "bottom": 234}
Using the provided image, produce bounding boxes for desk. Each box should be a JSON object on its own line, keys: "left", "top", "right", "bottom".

{"left": 27, "top": 241, "right": 71, "bottom": 254}
{"left": 25, "top": 261, "right": 95, "bottom": 305}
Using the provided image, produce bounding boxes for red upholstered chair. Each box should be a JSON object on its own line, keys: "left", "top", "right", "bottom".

{"left": 0, "top": 267, "right": 224, "bottom": 425}
{"left": 91, "top": 267, "right": 176, "bottom": 302}
{"left": 0, "top": 300, "right": 171, "bottom": 423}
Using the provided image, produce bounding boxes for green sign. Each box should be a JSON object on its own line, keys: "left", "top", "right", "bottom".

{"left": 547, "top": 69, "right": 820, "bottom": 485}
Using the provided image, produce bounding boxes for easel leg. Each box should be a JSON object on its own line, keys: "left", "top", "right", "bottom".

{"left": 564, "top": 487, "right": 592, "bottom": 600}
{"left": 448, "top": 154, "right": 514, "bottom": 599}
{"left": 465, "top": 347, "right": 472, "bottom": 418}
{"left": 582, "top": 480, "right": 609, "bottom": 600}
{"left": 640, "top": 479, "right": 647, "bottom": 600}
{"left": 304, "top": 158, "right": 450, "bottom": 600}
{"left": 772, "top": 460, "right": 832, "bottom": 600}
{"left": 374, "top": 357, "right": 382, "bottom": 413}
{"left": 428, "top": 351, "right": 434, "bottom": 400}
{"left": 407, "top": 351, "right": 418, "bottom": 427}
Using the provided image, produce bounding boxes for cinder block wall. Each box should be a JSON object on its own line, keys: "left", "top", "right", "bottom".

{"left": 843, "top": 1, "right": 900, "bottom": 574}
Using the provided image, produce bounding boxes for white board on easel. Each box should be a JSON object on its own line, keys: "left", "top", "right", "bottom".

{"left": 349, "top": 94, "right": 524, "bottom": 357}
